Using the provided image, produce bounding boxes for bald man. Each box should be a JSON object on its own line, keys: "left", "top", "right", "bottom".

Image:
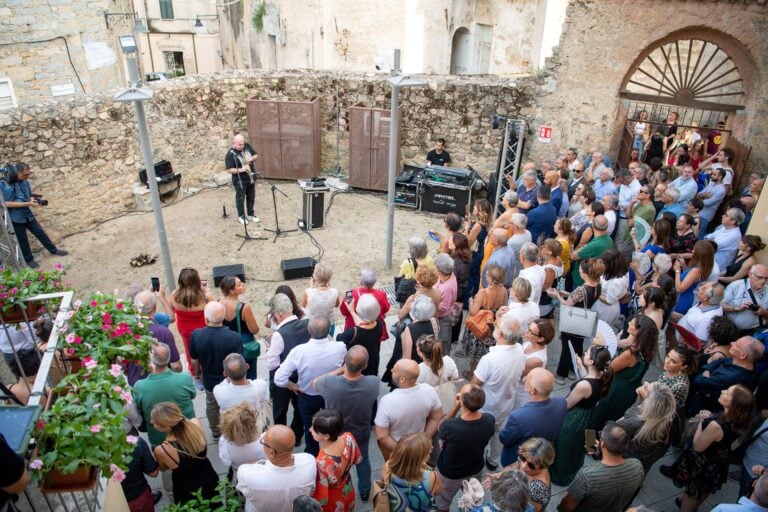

{"left": 190, "top": 301, "right": 243, "bottom": 439}
{"left": 375, "top": 359, "right": 442, "bottom": 460}
{"left": 237, "top": 425, "right": 316, "bottom": 512}
{"left": 225, "top": 133, "right": 259, "bottom": 225}
{"left": 498, "top": 368, "right": 567, "bottom": 467}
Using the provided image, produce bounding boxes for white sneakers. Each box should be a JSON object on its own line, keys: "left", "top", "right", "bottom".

{"left": 238, "top": 216, "right": 248, "bottom": 225}
{"left": 247, "top": 216, "right": 260, "bottom": 223}
{"left": 239, "top": 216, "right": 260, "bottom": 224}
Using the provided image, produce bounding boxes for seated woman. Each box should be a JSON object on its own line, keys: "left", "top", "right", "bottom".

{"left": 618, "top": 383, "right": 677, "bottom": 474}
{"left": 151, "top": 402, "right": 219, "bottom": 505}
{"left": 169, "top": 268, "right": 212, "bottom": 376}
{"left": 490, "top": 438, "right": 554, "bottom": 512}
{"left": 700, "top": 315, "right": 739, "bottom": 366}
{"left": 591, "top": 314, "right": 658, "bottom": 431}
{"left": 336, "top": 294, "right": 384, "bottom": 377}
{"left": 631, "top": 219, "right": 671, "bottom": 259}
{"left": 381, "top": 432, "right": 443, "bottom": 512}
{"left": 311, "top": 409, "right": 361, "bottom": 512}
{"left": 668, "top": 214, "right": 697, "bottom": 261}
{"left": 719, "top": 235, "right": 765, "bottom": 285}
{"left": 218, "top": 402, "right": 266, "bottom": 475}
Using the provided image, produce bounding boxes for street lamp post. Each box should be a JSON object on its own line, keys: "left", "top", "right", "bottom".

{"left": 113, "top": 35, "right": 176, "bottom": 290}
{"left": 385, "top": 50, "right": 426, "bottom": 269}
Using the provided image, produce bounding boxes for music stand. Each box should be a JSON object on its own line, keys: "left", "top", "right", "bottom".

{"left": 264, "top": 183, "right": 297, "bottom": 243}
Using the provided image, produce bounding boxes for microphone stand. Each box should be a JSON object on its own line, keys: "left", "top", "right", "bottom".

{"left": 264, "top": 183, "right": 297, "bottom": 244}
{"left": 235, "top": 172, "right": 266, "bottom": 251}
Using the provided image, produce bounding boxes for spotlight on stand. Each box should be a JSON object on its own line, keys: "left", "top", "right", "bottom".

{"left": 491, "top": 114, "right": 507, "bottom": 130}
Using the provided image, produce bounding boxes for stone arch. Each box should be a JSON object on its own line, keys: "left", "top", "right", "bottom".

{"left": 450, "top": 27, "right": 472, "bottom": 75}
{"left": 619, "top": 26, "right": 759, "bottom": 112}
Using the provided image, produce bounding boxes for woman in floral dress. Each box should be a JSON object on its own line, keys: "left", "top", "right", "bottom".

{"left": 311, "top": 410, "right": 361, "bottom": 512}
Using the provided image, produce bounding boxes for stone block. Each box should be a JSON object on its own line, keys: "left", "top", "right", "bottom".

{"left": 213, "top": 171, "right": 231, "bottom": 186}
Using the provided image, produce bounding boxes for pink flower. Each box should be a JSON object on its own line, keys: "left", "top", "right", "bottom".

{"left": 120, "top": 391, "right": 133, "bottom": 404}
{"left": 63, "top": 348, "right": 75, "bottom": 356}
{"left": 90, "top": 424, "right": 101, "bottom": 433}
{"left": 113, "top": 385, "right": 123, "bottom": 393}
{"left": 23, "top": 280, "right": 31, "bottom": 286}
{"left": 29, "top": 459, "right": 43, "bottom": 470}
{"left": 73, "top": 335, "right": 82, "bottom": 344}
{"left": 90, "top": 301, "right": 98, "bottom": 307}
{"left": 126, "top": 435, "right": 138, "bottom": 445}
{"left": 109, "top": 364, "right": 122, "bottom": 378}
{"left": 74, "top": 300, "right": 82, "bottom": 308}
{"left": 65, "top": 333, "right": 75, "bottom": 344}
{"left": 83, "top": 357, "right": 98, "bottom": 370}
{"left": 103, "top": 312, "right": 112, "bottom": 325}
{"left": 65, "top": 310, "right": 75, "bottom": 319}
{"left": 54, "top": 263, "right": 63, "bottom": 270}
{"left": 101, "top": 325, "right": 110, "bottom": 331}
{"left": 110, "top": 464, "right": 126, "bottom": 483}
{"left": 8, "top": 288, "right": 16, "bottom": 295}
{"left": 116, "top": 303, "right": 124, "bottom": 310}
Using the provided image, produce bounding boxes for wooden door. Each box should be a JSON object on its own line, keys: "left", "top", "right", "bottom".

{"left": 348, "top": 106, "right": 400, "bottom": 191}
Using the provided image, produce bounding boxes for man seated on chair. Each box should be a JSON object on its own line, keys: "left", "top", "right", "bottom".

{"left": 677, "top": 282, "right": 724, "bottom": 343}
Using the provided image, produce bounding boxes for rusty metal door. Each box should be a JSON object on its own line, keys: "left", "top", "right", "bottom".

{"left": 349, "top": 106, "right": 400, "bottom": 191}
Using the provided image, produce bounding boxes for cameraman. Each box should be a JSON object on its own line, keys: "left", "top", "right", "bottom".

{"left": 0, "top": 163, "right": 67, "bottom": 268}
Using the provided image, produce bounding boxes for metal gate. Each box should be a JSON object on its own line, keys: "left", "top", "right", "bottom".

{"left": 348, "top": 106, "right": 400, "bottom": 192}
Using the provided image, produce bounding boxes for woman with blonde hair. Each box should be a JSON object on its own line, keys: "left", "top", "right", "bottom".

{"left": 513, "top": 438, "right": 555, "bottom": 512}
{"left": 513, "top": 319, "right": 555, "bottom": 409}
{"left": 618, "top": 383, "right": 677, "bottom": 473}
{"left": 415, "top": 334, "right": 459, "bottom": 386}
{"left": 464, "top": 199, "right": 493, "bottom": 302}
{"left": 381, "top": 432, "right": 443, "bottom": 511}
{"left": 501, "top": 277, "right": 539, "bottom": 331}
{"left": 218, "top": 403, "right": 265, "bottom": 472}
{"left": 151, "top": 402, "right": 218, "bottom": 504}
{"left": 302, "top": 262, "right": 341, "bottom": 336}
{"left": 538, "top": 239, "right": 564, "bottom": 318}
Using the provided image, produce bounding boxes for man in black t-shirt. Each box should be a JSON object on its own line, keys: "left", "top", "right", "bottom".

{"left": 120, "top": 437, "right": 162, "bottom": 508}
{"left": 225, "top": 134, "right": 259, "bottom": 225}
{"left": 0, "top": 433, "right": 28, "bottom": 510}
{"left": 426, "top": 138, "right": 452, "bottom": 167}
{"left": 435, "top": 383, "right": 495, "bottom": 512}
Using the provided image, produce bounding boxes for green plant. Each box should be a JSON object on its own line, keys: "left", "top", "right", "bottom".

{"left": 30, "top": 363, "right": 135, "bottom": 483}
{"left": 0, "top": 264, "right": 67, "bottom": 312}
{"left": 251, "top": 1, "right": 266, "bottom": 32}
{"left": 164, "top": 479, "right": 242, "bottom": 511}
{"left": 60, "top": 292, "right": 154, "bottom": 370}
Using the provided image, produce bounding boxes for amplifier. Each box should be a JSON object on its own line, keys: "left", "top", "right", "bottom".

{"left": 420, "top": 180, "right": 473, "bottom": 215}
{"left": 395, "top": 182, "right": 420, "bottom": 208}
{"left": 139, "top": 160, "right": 174, "bottom": 185}
{"left": 281, "top": 257, "right": 317, "bottom": 280}
{"left": 212, "top": 263, "right": 245, "bottom": 287}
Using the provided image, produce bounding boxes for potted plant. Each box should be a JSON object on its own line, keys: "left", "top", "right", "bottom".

{"left": 60, "top": 292, "right": 154, "bottom": 372}
{"left": 29, "top": 361, "right": 137, "bottom": 491}
{"left": 0, "top": 264, "right": 67, "bottom": 323}
{"left": 164, "top": 479, "right": 241, "bottom": 511}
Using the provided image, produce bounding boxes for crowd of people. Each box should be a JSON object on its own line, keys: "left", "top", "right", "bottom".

{"left": 3, "top": 134, "right": 768, "bottom": 512}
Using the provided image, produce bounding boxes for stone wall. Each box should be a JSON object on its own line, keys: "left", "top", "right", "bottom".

{"left": 0, "top": 70, "right": 536, "bottom": 241}
{"left": 528, "top": 0, "right": 768, "bottom": 173}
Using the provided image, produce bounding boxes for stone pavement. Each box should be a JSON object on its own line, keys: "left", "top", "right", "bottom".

{"left": 147, "top": 314, "right": 740, "bottom": 511}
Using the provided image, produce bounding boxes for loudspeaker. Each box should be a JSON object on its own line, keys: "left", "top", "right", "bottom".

{"left": 212, "top": 263, "right": 245, "bottom": 287}
{"left": 281, "top": 257, "right": 317, "bottom": 280}
{"left": 302, "top": 190, "right": 325, "bottom": 229}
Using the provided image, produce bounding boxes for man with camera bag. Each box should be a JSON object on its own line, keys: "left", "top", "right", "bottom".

{"left": 0, "top": 163, "right": 67, "bottom": 268}
{"left": 225, "top": 134, "right": 259, "bottom": 226}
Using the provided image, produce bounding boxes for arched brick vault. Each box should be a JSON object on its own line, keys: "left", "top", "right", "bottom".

{"left": 619, "top": 26, "right": 760, "bottom": 110}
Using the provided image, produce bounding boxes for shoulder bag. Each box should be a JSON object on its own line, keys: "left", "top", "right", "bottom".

{"left": 395, "top": 258, "right": 419, "bottom": 305}
{"left": 558, "top": 287, "right": 598, "bottom": 339}
{"left": 464, "top": 287, "right": 505, "bottom": 339}
{"left": 237, "top": 303, "right": 261, "bottom": 360}
{"left": 371, "top": 478, "right": 390, "bottom": 512}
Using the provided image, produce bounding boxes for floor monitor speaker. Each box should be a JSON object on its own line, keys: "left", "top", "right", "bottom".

{"left": 212, "top": 263, "right": 245, "bottom": 287}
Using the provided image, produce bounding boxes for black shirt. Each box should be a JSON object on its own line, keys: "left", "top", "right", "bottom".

{"left": 190, "top": 325, "right": 243, "bottom": 391}
{"left": 336, "top": 318, "right": 384, "bottom": 377}
{"left": 121, "top": 437, "right": 159, "bottom": 501}
{"left": 437, "top": 413, "right": 495, "bottom": 479}
{"left": 225, "top": 142, "right": 257, "bottom": 173}
{"left": 0, "top": 433, "right": 26, "bottom": 508}
{"left": 427, "top": 149, "right": 451, "bottom": 167}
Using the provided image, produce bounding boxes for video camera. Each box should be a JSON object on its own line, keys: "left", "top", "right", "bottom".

{"left": 0, "top": 163, "right": 19, "bottom": 184}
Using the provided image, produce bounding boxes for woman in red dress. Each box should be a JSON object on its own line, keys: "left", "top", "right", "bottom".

{"left": 169, "top": 268, "right": 211, "bottom": 375}
{"left": 311, "top": 409, "right": 361, "bottom": 512}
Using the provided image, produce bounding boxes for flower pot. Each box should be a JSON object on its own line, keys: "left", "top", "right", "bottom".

{"left": 0, "top": 301, "right": 42, "bottom": 324}
{"left": 41, "top": 465, "right": 98, "bottom": 493}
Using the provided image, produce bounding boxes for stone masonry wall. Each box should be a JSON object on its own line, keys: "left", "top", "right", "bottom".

{"left": 0, "top": 70, "right": 537, "bottom": 241}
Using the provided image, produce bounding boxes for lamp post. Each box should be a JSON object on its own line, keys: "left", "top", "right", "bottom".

{"left": 113, "top": 34, "right": 176, "bottom": 291}
{"left": 385, "top": 50, "right": 426, "bottom": 269}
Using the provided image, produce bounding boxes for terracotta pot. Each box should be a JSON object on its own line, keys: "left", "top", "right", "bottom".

{"left": 41, "top": 465, "right": 98, "bottom": 493}
{"left": 0, "top": 301, "right": 42, "bottom": 324}
{"left": 64, "top": 357, "right": 82, "bottom": 374}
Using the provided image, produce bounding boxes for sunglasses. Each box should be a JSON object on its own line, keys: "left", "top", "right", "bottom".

{"left": 259, "top": 438, "right": 274, "bottom": 451}
{"left": 518, "top": 454, "right": 538, "bottom": 471}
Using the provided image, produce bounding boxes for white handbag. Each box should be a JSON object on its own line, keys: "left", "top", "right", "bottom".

{"left": 558, "top": 304, "right": 598, "bottom": 338}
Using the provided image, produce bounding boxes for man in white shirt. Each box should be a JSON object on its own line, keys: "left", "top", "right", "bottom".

{"left": 517, "top": 243, "right": 546, "bottom": 304}
{"left": 677, "top": 282, "right": 724, "bottom": 342}
{"left": 471, "top": 315, "right": 525, "bottom": 470}
{"left": 615, "top": 168, "right": 642, "bottom": 255}
{"left": 274, "top": 316, "right": 346, "bottom": 456}
{"left": 723, "top": 265, "right": 768, "bottom": 334}
{"left": 702, "top": 147, "right": 735, "bottom": 193}
{"left": 697, "top": 168, "right": 727, "bottom": 236}
{"left": 264, "top": 293, "right": 310, "bottom": 445}
{"left": 705, "top": 208, "right": 744, "bottom": 272}
{"left": 668, "top": 164, "right": 698, "bottom": 209}
{"left": 237, "top": 425, "right": 316, "bottom": 512}
{"left": 375, "top": 358, "right": 442, "bottom": 461}
{"left": 213, "top": 353, "right": 269, "bottom": 411}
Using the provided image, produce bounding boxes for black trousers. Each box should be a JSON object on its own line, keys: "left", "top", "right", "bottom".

{"left": 270, "top": 376, "right": 303, "bottom": 441}
{"left": 232, "top": 174, "right": 255, "bottom": 218}
{"left": 557, "top": 332, "right": 585, "bottom": 378}
{"left": 12, "top": 218, "right": 57, "bottom": 263}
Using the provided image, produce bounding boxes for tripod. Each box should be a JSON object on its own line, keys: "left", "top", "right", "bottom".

{"left": 264, "top": 183, "right": 297, "bottom": 244}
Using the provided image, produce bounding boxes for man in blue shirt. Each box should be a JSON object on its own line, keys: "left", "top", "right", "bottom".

{"left": 656, "top": 187, "right": 684, "bottom": 220}
{"left": 0, "top": 163, "right": 68, "bottom": 268}
{"left": 713, "top": 472, "right": 768, "bottom": 511}
{"left": 527, "top": 185, "right": 557, "bottom": 245}
{"left": 669, "top": 164, "right": 698, "bottom": 209}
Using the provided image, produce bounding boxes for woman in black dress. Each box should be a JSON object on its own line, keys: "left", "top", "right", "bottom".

{"left": 383, "top": 295, "right": 438, "bottom": 388}
{"left": 151, "top": 402, "right": 219, "bottom": 505}
{"left": 336, "top": 293, "right": 384, "bottom": 377}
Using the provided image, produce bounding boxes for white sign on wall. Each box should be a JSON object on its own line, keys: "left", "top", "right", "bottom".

{"left": 51, "top": 83, "right": 76, "bottom": 97}
{"left": 83, "top": 41, "right": 116, "bottom": 70}
{"left": 538, "top": 126, "right": 553, "bottom": 144}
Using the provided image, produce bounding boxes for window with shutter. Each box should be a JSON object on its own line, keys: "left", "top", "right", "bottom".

{"left": 159, "top": 0, "right": 174, "bottom": 19}
{"left": 0, "top": 79, "right": 17, "bottom": 110}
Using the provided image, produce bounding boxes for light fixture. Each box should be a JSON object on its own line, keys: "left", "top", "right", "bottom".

{"left": 133, "top": 18, "right": 148, "bottom": 33}
{"left": 194, "top": 18, "right": 204, "bottom": 28}
{"left": 118, "top": 34, "right": 138, "bottom": 54}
